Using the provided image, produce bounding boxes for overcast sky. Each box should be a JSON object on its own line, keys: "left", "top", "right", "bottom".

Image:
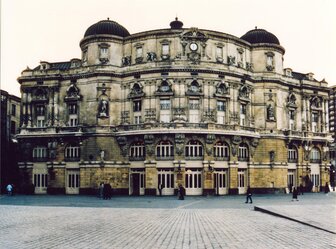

{"left": 1, "top": 0, "right": 336, "bottom": 96}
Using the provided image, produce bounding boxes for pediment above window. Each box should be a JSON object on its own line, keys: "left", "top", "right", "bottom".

{"left": 181, "top": 28, "right": 208, "bottom": 42}
{"left": 155, "top": 80, "right": 173, "bottom": 96}
{"left": 128, "top": 82, "right": 145, "bottom": 99}
{"left": 214, "top": 80, "right": 230, "bottom": 97}
{"left": 186, "top": 80, "right": 203, "bottom": 96}
{"left": 65, "top": 83, "right": 81, "bottom": 102}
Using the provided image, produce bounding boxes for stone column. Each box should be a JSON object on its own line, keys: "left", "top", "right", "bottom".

{"left": 47, "top": 89, "right": 53, "bottom": 126}
{"left": 325, "top": 100, "right": 329, "bottom": 132}
{"left": 306, "top": 97, "right": 310, "bottom": 131}
{"left": 21, "top": 92, "right": 27, "bottom": 127}
{"left": 228, "top": 162, "right": 238, "bottom": 194}
{"left": 27, "top": 92, "right": 32, "bottom": 127}
{"left": 54, "top": 88, "right": 59, "bottom": 126}
{"left": 321, "top": 99, "right": 325, "bottom": 132}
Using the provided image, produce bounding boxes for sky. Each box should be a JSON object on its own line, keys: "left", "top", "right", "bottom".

{"left": 1, "top": 0, "right": 336, "bottom": 97}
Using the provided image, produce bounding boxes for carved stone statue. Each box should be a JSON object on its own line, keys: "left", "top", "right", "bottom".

{"left": 100, "top": 150, "right": 105, "bottom": 161}
{"left": 122, "top": 56, "right": 131, "bottom": 66}
{"left": 99, "top": 99, "right": 108, "bottom": 117}
{"left": 146, "top": 52, "right": 157, "bottom": 62}
{"left": 267, "top": 104, "right": 275, "bottom": 120}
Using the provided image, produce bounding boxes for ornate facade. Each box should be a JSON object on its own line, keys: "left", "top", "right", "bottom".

{"left": 17, "top": 18, "right": 332, "bottom": 195}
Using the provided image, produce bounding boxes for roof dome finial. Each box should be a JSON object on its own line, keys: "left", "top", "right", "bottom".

{"left": 170, "top": 17, "right": 183, "bottom": 29}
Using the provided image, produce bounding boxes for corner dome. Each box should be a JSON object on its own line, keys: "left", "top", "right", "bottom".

{"left": 170, "top": 17, "right": 183, "bottom": 29}
{"left": 84, "top": 19, "right": 130, "bottom": 38}
{"left": 240, "top": 28, "right": 280, "bottom": 45}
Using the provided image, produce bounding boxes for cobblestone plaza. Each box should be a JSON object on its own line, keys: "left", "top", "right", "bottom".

{"left": 1, "top": 193, "right": 335, "bottom": 249}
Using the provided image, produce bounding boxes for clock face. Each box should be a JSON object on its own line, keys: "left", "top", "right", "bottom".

{"left": 189, "top": 43, "right": 198, "bottom": 51}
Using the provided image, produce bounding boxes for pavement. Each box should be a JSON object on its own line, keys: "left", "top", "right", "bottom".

{"left": 0, "top": 192, "right": 335, "bottom": 249}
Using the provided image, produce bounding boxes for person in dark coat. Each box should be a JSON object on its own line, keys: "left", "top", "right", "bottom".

{"left": 178, "top": 184, "right": 185, "bottom": 200}
{"left": 325, "top": 182, "right": 330, "bottom": 195}
{"left": 103, "top": 183, "right": 112, "bottom": 200}
{"left": 245, "top": 186, "right": 252, "bottom": 204}
{"left": 158, "top": 183, "right": 163, "bottom": 196}
{"left": 292, "top": 187, "right": 298, "bottom": 201}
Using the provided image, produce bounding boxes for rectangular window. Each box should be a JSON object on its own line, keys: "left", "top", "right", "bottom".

{"left": 160, "top": 100, "right": 171, "bottom": 122}
{"left": 189, "top": 99, "right": 199, "bottom": 110}
{"left": 65, "top": 146, "right": 80, "bottom": 158}
{"left": 34, "top": 174, "right": 48, "bottom": 188}
{"left": 240, "top": 104, "right": 246, "bottom": 115}
{"left": 162, "top": 44, "right": 169, "bottom": 55}
{"left": 133, "top": 100, "right": 141, "bottom": 112}
{"left": 10, "top": 121, "right": 16, "bottom": 134}
{"left": 134, "top": 114, "right": 141, "bottom": 124}
{"left": 33, "top": 147, "right": 47, "bottom": 159}
{"left": 217, "top": 101, "right": 225, "bottom": 111}
{"left": 216, "top": 47, "right": 223, "bottom": 59}
{"left": 11, "top": 104, "right": 16, "bottom": 116}
{"left": 37, "top": 116, "right": 45, "bottom": 128}
{"left": 136, "top": 47, "right": 143, "bottom": 58}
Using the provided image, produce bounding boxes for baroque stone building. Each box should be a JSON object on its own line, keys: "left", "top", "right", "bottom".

{"left": 1, "top": 90, "right": 21, "bottom": 193}
{"left": 17, "top": 18, "right": 332, "bottom": 195}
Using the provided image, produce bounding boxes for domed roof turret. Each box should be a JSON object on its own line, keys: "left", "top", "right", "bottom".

{"left": 84, "top": 19, "right": 130, "bottom": 38}
{"left": 240, "top": 28, "right": 280, "bottom": 45}
{"left": 170, "top": 17, "right": 183, "bottom": 29}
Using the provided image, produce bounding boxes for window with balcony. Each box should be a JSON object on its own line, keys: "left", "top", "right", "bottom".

{"left": 129, "top": 141, "right": 145, "bottom": 160}
{"left": 65, "top": 145, "right": 80, "bottom": 160}
{"left": 160, "top": 99, "right": 171, "bottom": 123}
{"left": 311, "top": 112, "right": 319, "bottom": 132}
{"left": 289, "top": 110, "right": 295, "bottom": 130}
{"left": 217, "top": 100, "right": 226, "bottom": 124}
{"left": 185, "top": 140, "right": 203, "bottom": 159}
{"left": 214, "top": 141, "right": 229, "bottom": 160}
{"left": 156, "top": 140, "right": 174, "bottom": 159}
{"left": 36, "top": 105, "right": 45, "bottom": 127}
{"left": 68, "top": 103, "right": 78, "bottom": 127}
{"left": 133, "top": 100, "right": 142, "bottom": 124}
{"left": 238, "top": 144, "right": 249, "bottom": 161}
{"left": 240, "top": 104, "right": 247, "bottom": 126}
{"left": 288, "top": 145, "right": 298, "bottom": 163}
{"left": 189, "top": 99, "right": 199, "bottom": 123}
{"left": 33, "top": 146, "right": 47, "bottom": 160}
{"left": 310, "top": 147, "right": 321, "bottom": 163}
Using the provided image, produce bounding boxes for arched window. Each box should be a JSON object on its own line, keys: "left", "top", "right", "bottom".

{"left": 65, "top": 144, "right": 80, "bottom": 160}
{"left": 156, "top": 140, "right": 174, "bottom": 159}
{"left": 310, "top": 147, "right": 321, "bottom": 163}
{"left": 288, "top": 145, "right": 298, "bottom": 163}
{"left": 214, "top": 141, "right": 229, "bottom": 160}
{"left": 238, "top": 143, "right": 249, "bottom": 161}
{"left": 129, "top": 141, "right": 145, "bottom": 160}
{"left": 185, "top": 140, "right": 203, "bottom": 159}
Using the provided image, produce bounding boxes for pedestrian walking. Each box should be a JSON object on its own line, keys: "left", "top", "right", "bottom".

{"left": 245, "top": 186, "right": 253, "bottom": 204}
{"left": 292, "top": 187, "right": 299, "bottom": 201}
{"left": 299, "top": 184, "right": 304, "bottom": 195}
{"left": 178, "top": 184, "right": 185, "bottom": 200}
{"left": 324, "top": 182, "right": 330, "bottom": 195}
{"left": 99, "top": 182, "right": 104, "bottom": 198}
{"left": 158, "top": 183, "right": 163, "bottom": 196}
{"left": 6, "top": 184, "right": 13, "bottom": 196}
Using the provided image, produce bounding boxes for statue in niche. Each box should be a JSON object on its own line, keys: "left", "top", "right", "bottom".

{"left": 100, "top": 150, "right": 105, "bottom": 161}
{"left": 122, "top": 56, "right": 131, "bottom": 66}
{"left": 99, "top": 99, "right": 109, "bottom": 117}
{"left": 147, "top": 52, "right": 157, "bottom": 62}
{"left": 267, "top": 104, "right": 275, "bottom": 120}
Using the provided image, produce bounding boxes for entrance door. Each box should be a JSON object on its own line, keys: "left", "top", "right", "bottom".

{"left": 66, "top": 171, "right": 80, "bottom": 194}
{"left": 287, "top": 169, "right": 295, "bottom": 190}
{"left": 214, "top": 169, "right": 228, "bottom": 195}
{"left": 157, "top": 169, "right": 175, "bottom": 195}
{"left": 185, "top": 169, "right": 202, "bottom": 195}
{"left": 130, "top": 171, "right": 145, "bottom": 196}
{"left": 132, "top": 173, "right": 140, "bottom": 196}
{"left": 33, "top": 173, "right": 48, "bottom": 194}
{"left": 238, "top": 169, "right": 247, "bottom": 194}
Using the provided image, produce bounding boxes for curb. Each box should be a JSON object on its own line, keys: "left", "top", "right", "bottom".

{"left": 254, "top": 206, "right": 336, "bottom": 235}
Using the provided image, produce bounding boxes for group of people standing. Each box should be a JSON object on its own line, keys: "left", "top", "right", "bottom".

{"left": 98, "top": 182, "right": 112, "bottom": 200}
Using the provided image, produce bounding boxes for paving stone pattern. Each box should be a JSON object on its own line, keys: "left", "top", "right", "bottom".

{"left": 1, "top": 205, "right": 335, "bottom": 249}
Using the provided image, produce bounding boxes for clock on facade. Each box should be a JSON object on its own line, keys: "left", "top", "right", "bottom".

{"left": 189, "top": 43, "right": 198, "bottom": 51}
